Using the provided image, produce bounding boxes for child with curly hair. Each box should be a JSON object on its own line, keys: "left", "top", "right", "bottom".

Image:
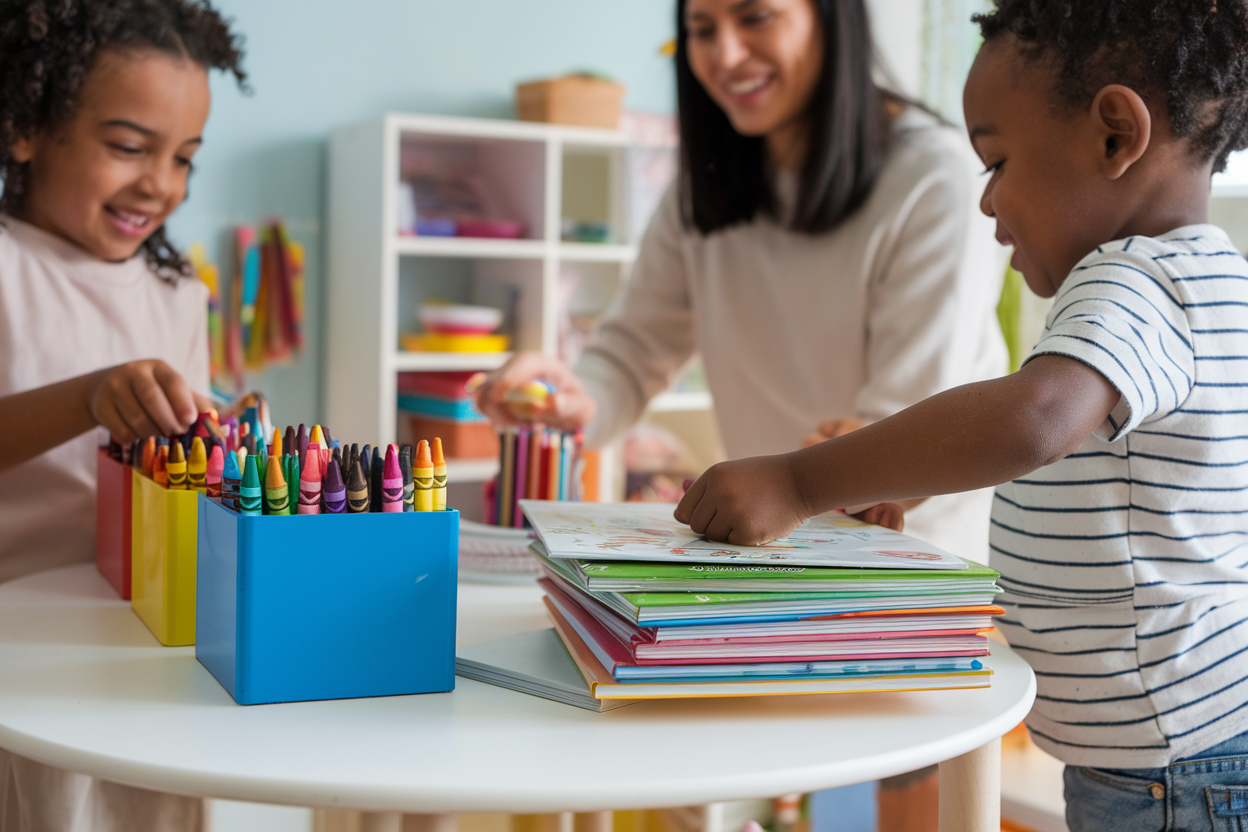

{"left": 676, "top": 1, "right": 1248, "bottom": 828}
{"left": 0, "top": 0, "right": 244, "bottom": 827}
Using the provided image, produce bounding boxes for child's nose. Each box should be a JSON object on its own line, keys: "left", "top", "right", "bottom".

{"left": 979, "top": 179, "right": 995, "bottom": 218}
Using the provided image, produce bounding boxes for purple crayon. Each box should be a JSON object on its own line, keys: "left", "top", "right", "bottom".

{"left": 296, "top": 424, "right": 309, "bottom": 459}
{"left": 322, "top": 457, "right": 347, "bottom": 514}
{"left": 297, "top": 448, "right": 322, "bottom": 515}
{"left": 381, "top": 444, "right": 403, "bottom": 513}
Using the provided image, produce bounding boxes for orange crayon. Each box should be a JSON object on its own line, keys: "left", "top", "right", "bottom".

{"left": 153, "top": 445, "right": 169, "bottom": 487}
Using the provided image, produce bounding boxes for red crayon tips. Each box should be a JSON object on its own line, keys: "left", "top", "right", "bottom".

{"left": 381, "top": 445, "right": 403, "bottom": 512}
{"left": 297, "top": 448, "right": 322, "bottom": 515}
{"left": 206, "top": 445, "right": 225, "bottom": 498}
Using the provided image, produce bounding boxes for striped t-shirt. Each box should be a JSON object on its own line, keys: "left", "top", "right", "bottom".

{"left": 993, "top": 225, "right": 1248, "bottom": 768}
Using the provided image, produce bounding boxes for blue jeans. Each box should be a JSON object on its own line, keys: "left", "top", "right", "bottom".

{"left": 1065, "top": 730, "right": 1248, "bottom": 831}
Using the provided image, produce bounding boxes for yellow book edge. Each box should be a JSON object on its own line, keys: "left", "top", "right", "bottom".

{"left": 543, "top": 598, "right": 993, "bottom": 700}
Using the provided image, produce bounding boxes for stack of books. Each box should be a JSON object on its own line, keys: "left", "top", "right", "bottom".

{"left": 518, "top": 501, "right": 1002, "bottom": 703}
{"left": 396, "top": 371, "right": 497, "bottom": 459}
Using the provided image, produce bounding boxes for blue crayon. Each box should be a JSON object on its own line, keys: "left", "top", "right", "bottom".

{"left": 221, "top": 448, "right": 242, "bottom": 510}
{"left": 239, "top": 454, "right": 263, "bottom": 516}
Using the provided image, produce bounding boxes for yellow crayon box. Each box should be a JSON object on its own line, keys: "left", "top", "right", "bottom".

{"left": 130, "top": 469, "right": 200, "bottom": 646}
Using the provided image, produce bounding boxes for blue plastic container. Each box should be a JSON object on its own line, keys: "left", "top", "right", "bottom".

{"left": 195, "top": 496, "right": 458, "bottom": 705}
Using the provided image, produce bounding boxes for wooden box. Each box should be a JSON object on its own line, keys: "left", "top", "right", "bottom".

{"left": 516, "top": 75, "right": 626, "bottom": 129}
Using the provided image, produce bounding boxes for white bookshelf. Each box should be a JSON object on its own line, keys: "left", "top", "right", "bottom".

{"left": 325, "top": 113, "right": 680, "bottom": 487}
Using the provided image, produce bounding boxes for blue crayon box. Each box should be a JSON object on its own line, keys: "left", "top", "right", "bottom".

{"left": 195, "top": 496, "right": 459, "bottom": 705}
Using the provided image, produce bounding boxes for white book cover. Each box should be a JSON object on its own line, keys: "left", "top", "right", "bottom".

{"left": 520, "top": 501, "right": 967, "bottom": 571}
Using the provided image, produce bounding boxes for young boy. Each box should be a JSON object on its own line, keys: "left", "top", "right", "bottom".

{"left": 675, "top": 1, "right": 1248, "bottom": 828}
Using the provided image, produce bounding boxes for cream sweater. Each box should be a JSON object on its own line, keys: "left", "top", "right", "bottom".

{"left": 575, "top": 109, "right": 1008, "bottom": 562}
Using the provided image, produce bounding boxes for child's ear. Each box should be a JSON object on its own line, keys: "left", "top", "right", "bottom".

{"left": 1090, "top": 84, "right": 1151, "bottom": 180}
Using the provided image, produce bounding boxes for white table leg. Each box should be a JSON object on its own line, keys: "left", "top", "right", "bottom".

{"left": 938, "top": 737, "right": 1001, "bottom": 832}
{"left": 573, "top": 812, "right": 613, "bottom": 832}
{"left": 360, "top": 812, "right": 402, "bottom": 832}
{"left": 700, "top": 803, "right": 724, "bottom": 832}
{"left": 402, "top": 814, "right": 457, "bottom": 832}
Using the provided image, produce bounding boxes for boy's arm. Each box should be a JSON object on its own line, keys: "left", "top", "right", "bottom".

{"left": 674, "top": 354, "right": 1121, "bottom": 545}
{"left": 0, "top": 360, "right": 203, "bottom": 473}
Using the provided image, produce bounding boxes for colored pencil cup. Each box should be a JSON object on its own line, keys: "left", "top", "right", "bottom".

{"left": 196, "top": 498, "right": 459, "bottom": 705}
{"left": 95, "top": 449, "right": 133, "bottom": 599}
{"left": 130, "top": 470, "right": 200, "bottom": 646}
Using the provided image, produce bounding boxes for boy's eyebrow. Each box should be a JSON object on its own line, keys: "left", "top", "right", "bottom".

{"left": 101, "top": 119, "right": 156, "bottom": 136}
{"left": 968, "top": 125, "right": 999, "bottom": 143}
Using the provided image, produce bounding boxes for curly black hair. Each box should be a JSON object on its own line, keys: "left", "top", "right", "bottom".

{"left": 0, "top": 0, "right": 246, "bottom": 278}
{"left": 974, "top": 0, "right": 1248, "bottom": 173}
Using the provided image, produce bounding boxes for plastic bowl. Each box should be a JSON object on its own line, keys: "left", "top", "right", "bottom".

{"left": 419, "top": 304, "right": 504, "bottom": 335}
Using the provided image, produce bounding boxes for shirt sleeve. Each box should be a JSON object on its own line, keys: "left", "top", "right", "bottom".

{"left": 853, "top": 134, "right": 1009, "bottom": 422}
{"left": 574, "top": 185, "right": 695, "bottom": 448}
{"left": 1027, "top": 254, "right": 1196, "bottom": 441}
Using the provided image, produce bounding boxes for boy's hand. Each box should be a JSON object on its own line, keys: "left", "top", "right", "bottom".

{"left": 802, "top": 416, "right": 867, "bottom": 447}
{"left": 88, "top": 360, "right": 198, "bottom": 444}
{"left": 847, "top": 502, "right": 906, "bottom": 531}
{"left": 674, "top": 454, "right": 811, "bottom": 545}
{"left": 475, "top": 351, "right": 596, "bottom": 430}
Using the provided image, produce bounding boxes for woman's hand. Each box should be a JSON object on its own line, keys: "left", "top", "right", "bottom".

{"left": 89, "top": 360, "right": 200, "bottom": 445}
{"left": 674, "top": 454, "right": 811, "bottom": 545}
{"left": 474, "top": 351, "right": 597, "bottom": 430}
{"left": 802, "top": 416, "right": 866, "bottom": 447}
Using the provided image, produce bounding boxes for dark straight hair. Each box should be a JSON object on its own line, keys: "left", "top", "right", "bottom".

{"left": 675, "top": 0, "right": 892, "bottom": 235}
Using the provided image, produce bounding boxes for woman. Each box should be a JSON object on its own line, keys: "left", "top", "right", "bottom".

{"left": 480, "top": 0, "right": 1007, "bottom": 567}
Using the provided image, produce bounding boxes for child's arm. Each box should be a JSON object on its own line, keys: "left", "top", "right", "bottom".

{"left": 674, "top": 354, "right": 1121, "bottom": 545}
{"left": 0, "top": 360, "right": 203, "bottom": 472}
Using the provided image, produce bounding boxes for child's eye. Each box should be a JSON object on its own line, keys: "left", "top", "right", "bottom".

{"left": 688, "top": 24, "right": 715, "bottom": 41}
{"left": 175, "top": 156, "right": 194, "bottom": 171}
{"left": 981, "top": 160, "right": 1003, "bottom": 176}
{"left": 743, "top": 11, "right": 775, "bottom": 26}
{"left": 108, "top": 143, "right": 143, "bottom": 155}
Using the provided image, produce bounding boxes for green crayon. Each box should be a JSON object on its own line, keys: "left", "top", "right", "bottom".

{"left": 286, "top": 454, "right": 300, "bottom": 515}
{"left": 239, "top": 455, "right": 262, "bottom": 516}
{"left": 264, "top": 454, "right": 289, "bottom": 515}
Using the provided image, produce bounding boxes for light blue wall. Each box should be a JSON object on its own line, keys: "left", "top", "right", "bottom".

{"left": 167, "top": 0, "right": 676, "bottom": 423}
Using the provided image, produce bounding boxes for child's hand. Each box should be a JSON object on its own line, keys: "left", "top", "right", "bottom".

{"left": 674, "top": 454, "right": 811, "bottom": 545}
{"left": 846, "top": 502, "right": 906, "bottom": 531}
{"left": 475, "top": 351, "right": 597, "bottom": 430}
{"left": 88, "top": 360, "right": 200, "bottom": 444}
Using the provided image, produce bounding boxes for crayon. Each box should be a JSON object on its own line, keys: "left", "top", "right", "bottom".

{"left": 286, "top": 454, "right": 300, "bottom": 515}
{"left": 381, "top": 444, "right": 403, "bottom": 512}
{"left": 348, "top": 443, "right": 359, "bottom": 481}
{"left": 347, "top": 458, "right": 370, "bottom": 513}
{"left": 310, "top": 425, "right": 326, "bottom": 448}
{"left": 283, "top": 426, "right": 295, "bottom": 459}
{"left": 244, "top": 433, "right": 257, "bottom": 456}
{"left": 322, "top": 457, "right": 347, "bottom": 514}
{"left": 221, "top": 448, "right": 241, "bottom": 509}
{"left": 359, "top": 444, "right": 372, "bottom": 483}
{"left": 264, "top": 453, "right": 289, "bottom": 515}
{"left": 141, "top": 437, "right": 156, "bottom": 476}
{"left": 331, "top": 446, "right": 343, "bottom": 480}
{"left": 547, "top": 429, "right": 560, "bottom": 500}
{"left": 255, "top": 432, "right": 268, "bottom": 462}
{"left": 270, "top": 426, "right": 284, "bottom": 459}
{"left": 167, "top": 441, "right": 188, "bottom": 490}
{"left": 400, "top": 444, "right": 414, "bottom": 512}
{"left": 323, "top": 426, "right": 337, "bottom": 450}
{"left": 206, "top": 445, "right": 224, "bottom": 498}
{"left": 414, "top": 439, "right": 434, "bottom": 512}
{"left": 239, "top": 454, "right": 262, "bottom": 516}
{"left": 297, "top": 448, "right": 322, "bottom": 515}
{"left": 297, "top": 424, "right": 309, "bottom": 459}
{"left": 432, "top": 437, "right": 447, "bottom": 512}
{"left": 152, "top": 445, "right": 169, "bottom": 487}
{"left": 188, "top": 437, "right": 208, "bottom": 491}
{"left": 236, "top": 446, "right": 247, "bottom": 476}
{"left": 371, "top": 450, "right": 385, "bottom": 513}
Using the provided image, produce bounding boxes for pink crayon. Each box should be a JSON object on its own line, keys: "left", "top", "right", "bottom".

{"left": 206, "top": 445, "right": 225, "bottom": 499}
{"left": 297, "top": 448, "right": 322, "bottom": 515}
{"left": 381, "top": 445, "right": 403, "bottom": 512}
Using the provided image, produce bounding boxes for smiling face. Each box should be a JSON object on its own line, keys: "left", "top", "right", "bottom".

{"left": 963, "top": 38, "right": 1119, "bottom": 297}
{"left": 684, "top": 0, "right": 824, "bottom": 164}
{"left": 11, "top": 48, "right": 210, "bottom": 262}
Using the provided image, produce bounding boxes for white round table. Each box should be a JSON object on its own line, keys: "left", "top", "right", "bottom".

{"left": 0, "top": 564, "right": 1034, "bottom": 831}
